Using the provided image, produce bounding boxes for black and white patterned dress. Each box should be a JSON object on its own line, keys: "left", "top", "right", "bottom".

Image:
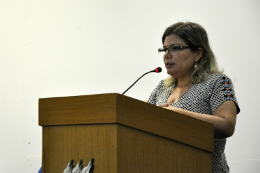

{"left": 147, "top": 73, "right": 240, "bottom": 173}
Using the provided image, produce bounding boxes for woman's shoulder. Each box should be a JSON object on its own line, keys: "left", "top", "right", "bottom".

{"left": 154, "top": 79, "right": 166, "bottom": 90}
{"left": 151, "top": 78, "right": 175, "bottom": 93}
{"left": 195, "top": 73, "right": 232, "bottom": 90}
{"left": 207, "top": 73, "right": 232, "bottom": 84}
{"left": 208, "top": 73, "right": 228, "bottom": 79}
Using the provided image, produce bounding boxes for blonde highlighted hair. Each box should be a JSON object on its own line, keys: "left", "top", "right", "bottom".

{"left": 162, "top": 22, "right": 222, "bottom": 89}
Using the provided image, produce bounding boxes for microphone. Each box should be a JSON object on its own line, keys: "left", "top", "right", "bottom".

{"left": 122, "top": 67, "right": 162, "bottom": 95}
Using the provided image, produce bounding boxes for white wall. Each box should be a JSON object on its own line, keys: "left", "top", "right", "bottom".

{"left": 0, "top": 0, "right": 259, "bottom": 172}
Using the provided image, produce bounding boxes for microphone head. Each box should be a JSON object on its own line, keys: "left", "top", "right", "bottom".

{"left": 155, "top": 67, "right": 162, "bottom": 73}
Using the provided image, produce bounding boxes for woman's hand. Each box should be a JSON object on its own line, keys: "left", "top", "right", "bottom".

{"left": 157, "top": 103, "right": 170, "bottom": 107}
{"left": 157, "top": 103, "right": 179, "bottom": 111}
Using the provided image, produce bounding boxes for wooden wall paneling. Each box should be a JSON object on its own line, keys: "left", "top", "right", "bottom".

{"left": 42, "top": 124, "right": 117, "bottom": 173}
{"left": 39, "top": 94, "right": 213, "bottom": 172}
{"left": 117, "top": 124, "right": 212, "bottom": 173}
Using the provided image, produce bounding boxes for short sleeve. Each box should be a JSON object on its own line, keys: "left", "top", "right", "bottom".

{"left": 210, "top": 74, "right": 240, "bottom": 114}
{"left": 147, "top": 80, "right": 164, "bottom": 105}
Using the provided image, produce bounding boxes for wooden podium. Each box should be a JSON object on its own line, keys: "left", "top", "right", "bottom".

{"left": 39, "top": 93, "right": 214, "bottom": 173}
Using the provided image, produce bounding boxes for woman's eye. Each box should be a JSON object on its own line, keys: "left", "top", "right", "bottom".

{"left": 172, "top": 47, "right": 181, "bottom": 51}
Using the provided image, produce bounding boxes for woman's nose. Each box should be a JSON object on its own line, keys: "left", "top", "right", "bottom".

{"left": 164, "top": 50, "right": 172, "bottom": 59}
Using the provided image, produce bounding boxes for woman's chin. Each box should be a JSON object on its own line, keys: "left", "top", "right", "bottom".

{"left": 166, "top": 69, "right": 175, "bottom": 76}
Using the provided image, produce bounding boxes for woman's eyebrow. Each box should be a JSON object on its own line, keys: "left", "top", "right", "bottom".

{"left": 163, "top": 44, "right": 181, "bottom": 48}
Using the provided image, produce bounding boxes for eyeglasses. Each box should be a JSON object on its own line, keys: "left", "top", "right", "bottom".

{"left": 158, "top": 45, "right": 190, "bottom": 57}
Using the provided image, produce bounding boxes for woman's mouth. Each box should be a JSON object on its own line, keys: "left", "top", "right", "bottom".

{"left": 165, "top": 63, "right": 175, "bottom": 68}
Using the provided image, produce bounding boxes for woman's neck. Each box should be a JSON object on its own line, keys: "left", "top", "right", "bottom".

{"left": 176, "top": 76, "right": 193, "bottom": 88}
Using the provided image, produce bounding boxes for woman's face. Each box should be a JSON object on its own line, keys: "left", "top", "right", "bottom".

{"left": 163, "top": 34, "right": 198, "bottom": 79}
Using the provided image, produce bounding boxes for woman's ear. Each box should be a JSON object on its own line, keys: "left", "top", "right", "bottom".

{"left": 195, "top": 48, "right": 203, "bottom": 61}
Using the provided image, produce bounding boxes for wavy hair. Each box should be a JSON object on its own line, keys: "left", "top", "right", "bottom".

{"left": 162, "top": 22, "right": 222, "bottom": 89}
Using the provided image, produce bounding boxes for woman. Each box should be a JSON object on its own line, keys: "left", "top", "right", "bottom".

{"left": 147, "top": 22, "right": 240, "bottom": 173}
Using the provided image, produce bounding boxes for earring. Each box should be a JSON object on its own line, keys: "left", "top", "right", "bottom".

{"left": 194, "top": 61, "right": 198, "bottom": 69}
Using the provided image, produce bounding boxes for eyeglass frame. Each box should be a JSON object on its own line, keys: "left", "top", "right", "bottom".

{"left": 158, "top": 45, "right": 190, "bottom": 57}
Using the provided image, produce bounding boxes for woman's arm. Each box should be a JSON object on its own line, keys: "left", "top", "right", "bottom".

{"left": 159, "top": 101, "right": 237, "bottom": 138}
